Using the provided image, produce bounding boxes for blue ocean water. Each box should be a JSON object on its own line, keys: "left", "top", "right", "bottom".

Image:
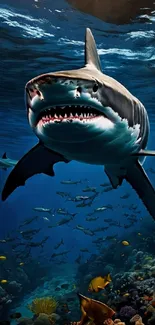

{"left": 1, "top": 0, "right": 155, "bottom": 323}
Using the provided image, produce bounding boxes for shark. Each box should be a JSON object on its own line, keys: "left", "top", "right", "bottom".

{"left": 0, "top": 153, "right": 17, "bottom": 170}
{"left": 2, "top": 28, "right": 155, "bottom": 220}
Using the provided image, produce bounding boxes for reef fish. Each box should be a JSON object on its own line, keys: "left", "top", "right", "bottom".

{"left": 2, "top": 29, "right": 155, "bottom": 221}
{"left": 76, "top": 293, "right": 115, "bottom": 325}
{"left": 0, "top": 256, "right": 7, "bottom": 260}
{"left": 88, "top": 274, "right": 112, "bottom": 292}
{"left": 122, "top": 240, "right": 130, "bottom": 246}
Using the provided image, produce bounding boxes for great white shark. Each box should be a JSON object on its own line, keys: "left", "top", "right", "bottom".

{"left": 2, "top": 29, "right": 155, "bottom": 220}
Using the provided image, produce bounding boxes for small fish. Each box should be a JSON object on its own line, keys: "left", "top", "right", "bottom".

{"left": 74, "top": 195, "right": 90, "bottom": 201}
{"left": 95, "top": 206, "right": 107, "bottom": 212}
{"left": 104, "top": 218, "right": 113, "bottom": 223}
{"left": 19, "top": 262, "right": 24, "bottom": 266}
{"left": 0, "top": 256, "right": 7, "bottom": 260}
{"left": 88, "top": 206, "right": 107, "bottom": 216}
{"left": 92, "top": 237, "right": 105, "bottom": 244}
{"left": 0, "top": 280, "right": 7, "bottom": 284}
{"left": 61, "top": 179, "right": 81, "bottom": 185}
{"left": 61, "top": 283, "right": 69, "bottom": 289}
{"left": 88, "top": 274, "right": 112, "bottom": 293}
{"left": 123, "top": 293, "right": 130, "bottom": 297}
{"left": 57, "top": 216, "right": 74, "bottom": 226}
{"left": 19, "top": 216, "right": 39, "bottom": 227}
{"left": 57, "top": 208, "right": 77, "bottom": 217}
{"left": 100, "top": 182, "right": 111, "bottom": 187}
{"left": 105, "top": 235, "right": 117, "bottom": 241}
{"left": 33, "top": 207, "right": 53, "bottom": 214}
{"left": 0, "top": 152, "right": 17, "bottom": 170}
{"left": 80, "top": 248, "right": 89, "bottom": 252}
{"left": 51, "top": 250, "right": 70, "bottom": 258}
{"left": 43, "top": 217, "right": 50, "bottom": 222}
{"left": 75, "top": 255, "right": 82, "bottom": 264}
{"left": 76, "top": 201, "right": 92, "bottom": 208}
{"left": 102, "top": 186, "right": 113, "bottom": 192}
{"left": 82, "top": 186, "right": 97, "bottom": 193}
{"left": 10, "top": 313, "right": 22, "bottom": 319}
{"left": 122, "top": 240, "right": 130, "bottom": 246}
{"left": 83, "top": 229, "right": 94, "bottom": 236}
{"left": 93, "top": 226, "right": 109, "bottom": 233}
{"left": 86, "top": 216, "right": 99, "bottom": 221}
{"left": 120, "top": 193, "right": 130, "bottom": 199}
{"left": 56, "top": 191, "right": 70, "bottom": 197}
{"left": 54, "top": 238, "right": 64, "bottom": 249}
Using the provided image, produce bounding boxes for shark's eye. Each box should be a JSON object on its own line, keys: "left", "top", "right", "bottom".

{"left": 93, "top": 83, "right": 98, "bottom": 92}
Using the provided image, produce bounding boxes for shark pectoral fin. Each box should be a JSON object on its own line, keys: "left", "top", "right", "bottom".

{"left": 104, "top": 167, "right": 124, "bottom": 189}
{"left": 125, "top": 161, "right": 155, "bottom": 221}
{"left": 132, "top": 149, "right": 155, "bottom": 156}
{"left": 85, "top": 28, "right": 102, "bottom": 71}
{"left": 1, "top": 142, "right": 70, "bottom": 201}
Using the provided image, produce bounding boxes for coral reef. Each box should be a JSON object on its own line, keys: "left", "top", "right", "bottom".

{"left": 27, "top": 297, "right": 58, "bottom": 315}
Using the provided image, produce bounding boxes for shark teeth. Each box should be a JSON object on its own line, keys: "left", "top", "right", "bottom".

{"left": 37, "top": 104, "right": 106, "bottom": 126}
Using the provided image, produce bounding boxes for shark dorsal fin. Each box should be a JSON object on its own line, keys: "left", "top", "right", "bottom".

{"left": 2, "top": 152, "right": 7, "bottom": 159}
{"left": 85, "top": 28, "right": 102, "bottom": 71}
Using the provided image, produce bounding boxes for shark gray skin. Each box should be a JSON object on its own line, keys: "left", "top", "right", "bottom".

{"left": 2, "top": 28, "right": 155, "bottom": 220}
{"left": 0, "top": 153, "right": 17, "bottom": 170}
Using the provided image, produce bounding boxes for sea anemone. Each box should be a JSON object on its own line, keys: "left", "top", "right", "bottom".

{"left": 27, "top": 297, "right": 58, "bottom": 315}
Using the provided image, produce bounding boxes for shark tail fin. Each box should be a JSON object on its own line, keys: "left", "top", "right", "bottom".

{"left": 85, "top": 28, "right": 102, "bottom": 71}
{"left": 125, "top": 161, "right": 155, "bottom": 221}
{"left": 2, "top": 152, "right": 7, "bottom": 159}
{"left": 132, "top": 149, "right": 155, "bottom": 156}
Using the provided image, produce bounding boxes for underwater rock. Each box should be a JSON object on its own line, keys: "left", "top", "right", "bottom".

{"left": 7, "top": 281, "right": 22, "bottom": 294}
{"left": 50, "top": 313, "right": 60, "bottom": 321}
{"left": 0, "top": 286, "right": 6, "bottom": 297}
{"left": 119, "top": 305, "right": 136, "bottom": 320}
{"left": 17, "top": 317, "right": 33, "bottom": 325}
{"left": 148, "top": 313, "right": 155, "bottom": 324}
{"left": 33, "top": 313, "right": 54, "bottom": 325}
{"left": 135, "top": 252, "right": 144, "bottom": 263}
{"left": 16, "top": 268, "right": 30, "bottom": 285}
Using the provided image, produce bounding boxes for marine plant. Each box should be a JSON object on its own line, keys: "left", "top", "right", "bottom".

{"left": 27, "top": 296, "right": 58, "bottom": 315}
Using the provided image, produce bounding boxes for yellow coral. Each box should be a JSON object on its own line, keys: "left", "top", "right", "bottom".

{"left": 27, "top": 297, "right": 58, "bottom": 315}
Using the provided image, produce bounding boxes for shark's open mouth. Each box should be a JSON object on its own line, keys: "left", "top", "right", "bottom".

{"left": 37, "top": 105, "right": 106, "bottom": 126}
